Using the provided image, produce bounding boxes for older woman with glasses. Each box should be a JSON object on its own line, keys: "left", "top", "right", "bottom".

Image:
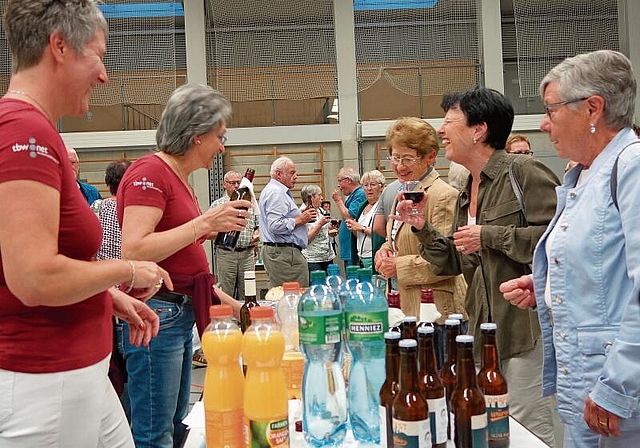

{"left": 501, "top": 50, "right": 640, "bottom": 447}
{"left": 118, "top": 84, "right": 251, "bottom": 448}
{"left": 301, "top": 184, "right": 334, "bottom": 274}
{"left": 345, "top": 170, "right": 386, "bottom": 270}
{"left": 374, "top": 117, "right": 468, "bottom": 357}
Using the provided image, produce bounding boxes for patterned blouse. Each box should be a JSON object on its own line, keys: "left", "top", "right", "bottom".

{"left": 94, "top": 197, "right": 122, "bottom": 261}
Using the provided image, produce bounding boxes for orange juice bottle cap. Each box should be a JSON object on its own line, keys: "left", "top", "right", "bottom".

{"left": 209, "top": 304, "right": 233, "bottom": 318}
{"left": 249, "top": 306, "right": 274, "bottom": 319}
{"left": 282, "top": 282, "right": 300, "bottom": 292}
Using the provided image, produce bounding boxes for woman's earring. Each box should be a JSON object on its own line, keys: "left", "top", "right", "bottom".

{"left": 589, "top": 123, "right": 596, "bottom": 134}
{"left": 195, "top": 138, "right": 202, "bottom": 145}
{"left": 473, "top": 137, "right": 477, "bottom": 144}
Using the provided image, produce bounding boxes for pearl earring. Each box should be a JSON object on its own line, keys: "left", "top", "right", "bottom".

{"left": 589, "top": 124, "right": 596, "bottom": 134}
{"left": 195, "top": 139, "right": 201, "bottom": 145}
{"left": 473, "top": 137, "right": 477, "bottom": 144}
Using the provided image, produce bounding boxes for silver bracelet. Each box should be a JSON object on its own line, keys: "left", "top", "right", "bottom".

{"left": 124, "top": 260, "right": 135, "bottom": 294}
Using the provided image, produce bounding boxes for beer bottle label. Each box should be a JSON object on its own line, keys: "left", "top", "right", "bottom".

{"left": 485, "top": 393, "right": 510, "bottom": 441}
{"left": 427, "top": 396, "right": 447, "bottom": 444}
{"left": 471, "top": 413, "right": 488, "bottom": 448}
{"left": 345, "top": 310, "right": 388, "bottom": 342}
{"left": 244, "top": 416, "right": 290, "bottom": 448}
{"left": 379, "top": 405, "right": 389, "bottom": 447}
{"left": 392, "top": 417, "right": 431, "bottom": 448}
{"left": 298, "top": 310, "right": 343, "bottom": 345}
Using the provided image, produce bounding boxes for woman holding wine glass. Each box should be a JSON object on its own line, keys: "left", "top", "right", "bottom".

{"left": 374, "top": 117, "right": 467, "bottom": 352}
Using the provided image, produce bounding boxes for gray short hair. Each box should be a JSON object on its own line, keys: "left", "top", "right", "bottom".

{"left": 361, "top": 170, "right": 386, "bottom": 186}
{"left": 270, "top": 156, "right": 293, "bottom": 177}
{"left": 224, "top": 170, "right": 240, "bottom": 181}
{"left": 156, "top": 84, "right": 232, "bottom": 155}
{"left": 301, "top": 184, "right": 322, "bottom": 204}
{"left": 4, "top": 0, "right": 108, "bottom": 73}
{"left": 540, "top": 50, "right": 636, "bottom": 129}
{"left": 339, "top": 167, "right": 361, "bottom": 184}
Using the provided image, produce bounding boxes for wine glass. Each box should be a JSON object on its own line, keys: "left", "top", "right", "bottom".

{"left": 403, "top": 180, "right": 424, "bottom": 215}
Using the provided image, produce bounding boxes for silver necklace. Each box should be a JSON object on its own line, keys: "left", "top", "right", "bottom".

{"left": 6, "top": 89, "right": 53, "bottom": 121}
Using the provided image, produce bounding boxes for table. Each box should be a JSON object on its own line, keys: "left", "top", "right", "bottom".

{"left": 182, "top": 400, "right": 551, "bottom": 448}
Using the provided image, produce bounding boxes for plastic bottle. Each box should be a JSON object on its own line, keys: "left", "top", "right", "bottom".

{"left": 298, "top": 270, "right": 347, "bottom": 447}
{"left": 202, "top": 304, "right": 244, "bottom": 448}
{"left": 440, "top": 318, "right": 461, "bottom": 439}
{"left": 278, "top": 281, "right": 304, "bottom": 400}
{"left": 243, "top": 306, "right": 290, "bottom": 448}
{"left": 344, "top": 268, "right": 388, "bottom": 444}
{"left": 379, "top": 331, "right": 401, "bottom": 448}
{"left": 391, "top": 339, "right": 431, "bottom": 446}
{"left": 325, "top": 263, "right": 344, "bottom": 296}
{"left": 215, "top": 168, "right": 255, "bottom": 249}
{"left": 417, "top": 325, "right": 447, "bottom": 448}
{"left": 477, "top": 323, "right": 509, "bottom": 448}
{"left": 240, "top": 270, "right": 258, "bottom": 332}
{"left": 451, "top": 335, "right": 488, "bottom": 448}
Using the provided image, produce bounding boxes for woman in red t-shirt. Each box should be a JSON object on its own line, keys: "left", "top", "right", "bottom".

{"left": 118, "top": 83, "right": 250, "bottom": 448}
{"left": 0, "top": 2, "right": 170, "bottom": 447}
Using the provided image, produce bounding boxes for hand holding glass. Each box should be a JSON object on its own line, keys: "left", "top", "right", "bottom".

{"left": 403, "top": 181, "right": 424, "bottom": 215}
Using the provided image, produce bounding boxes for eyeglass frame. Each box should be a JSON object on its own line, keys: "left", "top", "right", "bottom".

{"left": 543, "top": 97, "right": 589, "bottom": 118}
{"left": 217, "top": 134, "right": 228, "bottom": 145}
{"left": 387, "top": 154, "right": 421, "bottom": 166}
{"left": 224, "top": 179, "right": 241, "bottom": 185}
{"left": 509, "top": 150, "right": 533, "bottom": 156}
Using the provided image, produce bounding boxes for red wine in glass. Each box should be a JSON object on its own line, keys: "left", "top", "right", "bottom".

{"left": 403, "top": 191, "right": 424, "bottom": 203}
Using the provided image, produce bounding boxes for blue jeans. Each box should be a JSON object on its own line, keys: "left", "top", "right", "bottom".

{"left": 122, "top": 298, "right": 194, "bottom": 448}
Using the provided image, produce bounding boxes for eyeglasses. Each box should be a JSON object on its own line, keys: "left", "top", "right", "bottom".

{"left": 543, "top": 97, "right": 589, "bottom": 118}
{"left": 510, "top": 150, "right": 533, "bottom": 156}
{"left": 225, "top": 180, "right": 241, "bottom": 185}
{"left": 217, "top": 134, "right": 228, "bottom": 145}
{"left": 387, "top": 154, "right": 420, "bottom": 166}
{"left": 338, "top": 177, "right": 350, "bottom": 183}
{"left": 363, "top": 183, "right": 383, "bottom": 188}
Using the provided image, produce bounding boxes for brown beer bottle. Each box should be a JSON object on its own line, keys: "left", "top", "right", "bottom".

{"left": 401, "top": 316, "right": 417, "bottom": 340}
{"left": 440, "top": 318, "right": 461, "bottom": 439}
{"left": 417, "top": 325, "right": 447, "bottom": 448}
{"left": 215, "top": 168, "right": 255, "bottom": 249}
{"left": 392, "top": 339, "right": 430, "bottom": 447}
{"left": 239, "top": 270, "right": 258, "bottom": 333}
{"left": 477, "top": 323, "right": 509, "bottom": 448}
{"left": 451, "top": 335, "right": 488, "bottom": 448}
{"left": 379, "top": 331, "right": 401, "bottom": 448}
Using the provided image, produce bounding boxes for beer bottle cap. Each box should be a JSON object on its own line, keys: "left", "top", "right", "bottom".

{"left": 456, "top": 335, "right": 474, "bottom": 344}
{"left": 445, "top": 318, "right": 461, "bottom": 326}
{"left": 448, "top": 313, "right": 464, "bottom": 320}
{"left": 403, "top": 316, "right": 417, "bottom": 323}
{"left": 417, "top": 325, "right": 435, "bottom": 335}
{"left": 384, "top": 331, "right": 401, "bottom": 340}
{"left": 480, "top": 322, "right": 498, "bottom": 331}
{"left": 399, "top": 339, "right": 418, "bottom": 348}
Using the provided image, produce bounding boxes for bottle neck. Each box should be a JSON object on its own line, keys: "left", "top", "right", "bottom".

{"left": 385, "top": 341, "right": 401, "bottom": 381}
{"left": 445, "top": 325, "right": 460, "bottom": 363}
{"left": 244, "top": 276, "right": 257, "bottom": 300}
{"left": 418, "top": 334, "right": 438, "bottom": 374}
{"left": 456, "top": 344, "right": 478, "bottom": 388}
{"left": 481, "top": 331, "right": 500, "bottom": 370}
{"left": 398, "top": 348, "right": 419, "bottom": 392}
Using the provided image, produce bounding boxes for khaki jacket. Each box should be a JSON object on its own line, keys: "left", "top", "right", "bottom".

{"left": 381, "top": 169, "right": 468, "bottom": 323}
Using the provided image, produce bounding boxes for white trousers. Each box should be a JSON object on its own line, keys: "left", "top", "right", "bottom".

{"left": 0, "top": 355, "right": 133, "bottom": 448}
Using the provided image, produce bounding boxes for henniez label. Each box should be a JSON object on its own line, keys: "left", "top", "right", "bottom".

{"left": 345, "top": 310, "right": 388, "bottom": 342}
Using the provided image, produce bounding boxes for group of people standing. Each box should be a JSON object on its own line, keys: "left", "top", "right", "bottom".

{"left": 1, "top": 2, "right": 639, "bottom": 448}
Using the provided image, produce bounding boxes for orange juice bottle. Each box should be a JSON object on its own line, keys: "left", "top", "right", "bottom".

{"left": 202, "top": 304, "right": 244, "bottom": 448}
{"left": 243, "top": 306, "right": 290, "bottom": 448}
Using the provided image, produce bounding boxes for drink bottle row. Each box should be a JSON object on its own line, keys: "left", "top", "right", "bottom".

{"left": 202, "top": 265, "right": 509, "bottom": 448}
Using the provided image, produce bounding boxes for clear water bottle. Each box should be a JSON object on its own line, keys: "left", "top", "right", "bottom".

{"left": 278, "top": 282, "right": 304, "bottom": 400}
{"left": 344, "top": 268, "right": 389, "bottom": 444}
{"left": 298, "top": 270, "right": 347, "bottom": 447}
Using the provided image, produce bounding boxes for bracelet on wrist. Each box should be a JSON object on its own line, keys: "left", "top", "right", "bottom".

{"left": 124, "top": 260, "right": 135, "bottom": 294}
{"left": 191, "top": 218, "right": 198, "bottom": 245}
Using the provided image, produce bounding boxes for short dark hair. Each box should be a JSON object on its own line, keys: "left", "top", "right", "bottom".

{"left": 321, "top": 200, "right": 331, "bottom": 208}
{"left": 105, "top": 159, "right": 132, "bottom": 196}
{"left": 441, "top": 87, "right": 514, "bottom": 150}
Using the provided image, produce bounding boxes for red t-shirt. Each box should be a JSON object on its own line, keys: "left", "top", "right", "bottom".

{"left": 117, "top": 154, "right": 209, "bottom": 286}
{"left": 0, "top": 99, "right": 111, "bottom": 373}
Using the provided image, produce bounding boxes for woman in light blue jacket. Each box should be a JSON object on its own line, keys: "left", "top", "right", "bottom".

{"left": 501, "top": 50, "right": 640, "bottom": 448}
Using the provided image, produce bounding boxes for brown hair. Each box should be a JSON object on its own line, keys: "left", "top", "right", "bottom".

{"left": 385, "top": 117, "right": 439, "bottom": 158}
